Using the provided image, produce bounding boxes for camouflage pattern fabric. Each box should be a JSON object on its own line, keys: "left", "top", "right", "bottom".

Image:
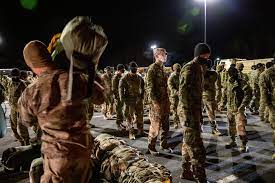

{"left": 259, "top": 65, "right": 275, "bottom": 147}
{"left": 29, "top": 157, "right": 43, "bottom": 183}
{"left": 112, "top": 73, "right": 124, "bottom": 125}
{"left": 178, "top": 58, "right": 206, "bottom": 182}
{"left": 250, "top": 69, "right": 263, "bottom": 112}
{"left": 146, "top": 62, "right": 170, "bottom": 148}
{"left": 0, "top": 75, "right": 29, "bottom": 144}
{"left": 18, "top": 70, "right": 94, "bottom": 183}
{"left": 259, "top": 71, "right": 270, "bottom": 122}
{"left": 222, "top": 79, "right": 252, "bottom": 142}
{"left": 168, "top": 71, "right": 180, "bottom": 126}
{"left": 102, "top": 73, "right": 114, "bottom": 117}
{"left": 119, "top": 73, "right": 144, "bottom": 131}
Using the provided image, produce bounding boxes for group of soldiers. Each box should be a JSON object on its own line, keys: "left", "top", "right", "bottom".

{"left": 0, "top": 16, "right": 274, "bottom": 183}
{"left": 98, "top": 44, "right": 275, "bottom": 182}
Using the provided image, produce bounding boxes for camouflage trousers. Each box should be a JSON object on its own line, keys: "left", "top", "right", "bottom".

{"left": 227, "top": 110, "right": 247, "bottom": 143}
{"left": 203, "top": 99, "right": 217, "bottom": 122}
{"left": 114, "top": 98, "right": 124, "bottom": 125}
{"left": 250, "top": 92, "right": 260, "bottom": 112}
{"left": 169, "top": 96, "right": 180, "bottom": 125}
{"left": 124, "top": 100, "right": 143, "bottom": 131}
{"left": 259, "top": 99, "right": 269, "bottom": 122}
{"left": 102, "top": 94, "right": 114, "bottom": 117}
{"left": 181, "top": 127, "right": 206, "bottom": 182}
{"left": 41, "top": 155, "right": 93, "bottom": 183}
{"left": 10, "top": 106, "right": 29, "bottom": 145}
{"left": 148, "top": 101, "right": 170, "bottom": 148}
{"left": 268, "top": 107, "right": 275, "bottom": 147}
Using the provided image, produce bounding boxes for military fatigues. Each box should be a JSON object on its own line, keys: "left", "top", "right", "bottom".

{"left": 119, "top": 73, "right": 144, "bottom": 137}
{"left": 0, "top": 75, "right": 29, "bottom": 145}
{"left": 168, "top": 72, "right": 180, "bottom": 128}
{"left": 203, "top": 70, "right": 221, "bottom": 133}
{"left": 101, "top": 73, "right": 114, "bottom": 118}
{"left": 112, "top": 73, "right": 124, "bottom": 127}
{"left": 18, "top": 70, "right": 94, "bottom": 183}
{"left": 259, "top": 71, "right": 270, "bottom": 123}
{"left": 178, "top": 59, "right": 206, "bottom": 182}
{"left": 250, "top": 70, "right": 262, "bottom": 113}
{"left": 146, "top": 62, "right": 170, "bottom": 149}
{"left": 220, "top": 68, "right": 228, "bottom": 109}
{"left": 259, "top": 65, "right": 275, "bottom": 158}
{"left": 222, "top": 78, "right": 252, "bottom": 148}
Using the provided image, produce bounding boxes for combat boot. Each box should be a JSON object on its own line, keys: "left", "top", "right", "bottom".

{"left": 211, "top": 121, "right": 222, "bottom": 136}
{"left": 225, "top": 139, "right": 237, "bottom": 149}
{"left": 239, "top": 140, "right": 248, "bottom": 153}
{"left": 272, "top": 153, "right": 275, "bottom": 160}
{"left": 129, "top": 129, "right": 135, "bottom": 140}
{"left": 192, "top": 165, "right": 207, "bottom": 183}
{"left": 147, "top": 146, "right": 159, "bottom": 156}
{"left": 180, "top": 163, "right": 194, "bottom": 181}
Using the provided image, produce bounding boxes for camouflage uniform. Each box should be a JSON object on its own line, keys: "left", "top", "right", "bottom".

{"left": 146, "top": 62, "right": 170, "bottom": 150}
{"left": 119, "top": 72, "right": 144, "bottom": 139}
{"left": 259, "top": 71, "right": 270, "bottom": 123}
{"left": 101, "top": 72, "right": 114, "bottom": 118}
{"left": 18, "top": 70, "right": 94, "bottom": 183}
{"left": 112, "top": 72, "right": 124, "bottom": 127}
{"left": 203, "top": 70, "right": 222, "bottom": 135}
{"left": 215, "top": 65, "right": 223, "bottom": 105}
{"left": 220, "top": 67, "right": 228, "bottom": 109}
{"left": 0, "top": 75, "right": 30, "bottom": 145}
{"left": 259, "top": 65, "right": 275, "bottom": 159}
{"left": 168, "top": 65, "right": 180, "bottom": 128}
{"left": 222, "top": 75, "right": 252, "bottom": 151}
{"left": 178, "top": 58, "right": 206, "bottom": 182}
{"left": 249, "top": 69, "right": 263, "bottom": 113}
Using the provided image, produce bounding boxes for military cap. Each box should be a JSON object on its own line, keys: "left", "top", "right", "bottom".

{"left": 172, "top": 63, "right": 181, "bottom": 71}
{"left": 194, "top": 43, "right": 211, "bottom": 57}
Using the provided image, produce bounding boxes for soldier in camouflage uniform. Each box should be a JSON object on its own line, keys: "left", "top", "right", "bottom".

{"left": 102, "top": 66, "right": 114, "bottom": 119}
{"left": 19, "top": 21, "right": 108, "bottom": 182}
{"left": 236, "top": 63, "right": 249, "bottom": 82}
{"left": 222, "top": 67, "right": 252, "bottom": 153}
{"left": 112, "top": 64, "right": 125, "bottom": 130}
{"left": 178, "top": 43, "right": 211, "bottom": 182}
{"left": 215, "top": 64, "right": 224, "bottom": 106}
{"left": 203, "top": 61, "right": 222, "bottom": 136}
{"left": 168, "top": 63, "right": 181, "bottom": 128}
{"left": 249, "top": 63, "right": 265, "bottom": 114}
{"left": 146, "top": 48, "right": 171, "bottom": 155}
{"left": 259, "top": 61, "right": 275, "bottom": 160}
{"left": 0, "top": 68, "right": 30, "bottom": 145}
{"left": 259, "top": 62, "right": 274, "bottom": 123}
{"left": 119, "top": 62, "right": 145, "bottom": 139}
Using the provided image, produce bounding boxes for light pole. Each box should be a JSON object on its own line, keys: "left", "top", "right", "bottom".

{"left": 196, "top": 0, "right": 208, "bottom": 43}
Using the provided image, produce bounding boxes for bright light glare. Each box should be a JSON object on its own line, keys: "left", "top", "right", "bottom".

{"left": 150, "top": 45, "right": 157, "bottom": 49}
{"left": 195, "top": 0, "right": 216, "bottom": 2}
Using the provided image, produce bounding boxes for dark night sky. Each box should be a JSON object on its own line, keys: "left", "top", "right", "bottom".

{"left": 0, "top": 0, "right": 275, "bottom": 69}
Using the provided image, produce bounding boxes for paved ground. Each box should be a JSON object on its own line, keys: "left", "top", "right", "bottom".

{"left": 0, "top": 102, "right": 275, "bottom": 182}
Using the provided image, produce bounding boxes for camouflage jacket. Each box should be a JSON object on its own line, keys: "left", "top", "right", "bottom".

{"left": 250, "top": 70, "right": 262, "bottom": 91}
{"left": 178, "top": 59, "right": 204, "bottom": 129}
{"left": 119, "top": 73, "right": 144, "bottom": 103}
{"left": 112, "top": 73, "right": 123, "bottom": 99}
{"left": 238, "top": 72, "right": 249, "bottom": 83}
{"left": 102, "top": 73, "right": 113, "bottom": 95}
{"left": 0, "top": 75, "right": 27, "bottom": 107}
{"left": 220, "top": 68, "right": 228, "bottom": 88}
{"left": 203, "top": 70, "right": 221, "bottom": 101}
{"left": 168, "top": 72, "right": 180, "bottom": 98}
{"left": 259, "top": 66, "right": 275, "bottom": 108}
{"left": 222, "top": 79, "right": 252, "bottom": 112}
{"left": 18, "top": 69, "right": 93, "bottom": 159}
{"left": 145, "top": 62, "right": 168, "bottom": 103}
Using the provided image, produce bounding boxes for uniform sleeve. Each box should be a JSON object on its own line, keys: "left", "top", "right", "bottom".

{"left": 146, "top": 66, "right": 156, "bottom": 101}
{"left": 259, "top": 73, "right": 272, "bottom": 107}
{"left": 220, "top": 84, "right": 227, "bottom": 109}
{"left": 168, "top": 74, "right": 177, "bottom": 97}
{"left": 0, "top": 75, "right": 10, "bottom": 91}
{"left": 179, "top": 65, "right": 195, "bottom": 106}
{"left": 17, "top": 89, "right": 37, "bottom": 127}
{"left": 239, "top": 84, "right": 252, "bottom": 112}
{"left": 112, "top": 75, "right": 119, "bottom": 99}
{"left": 215, "top": 73, "right": 222, "bottom": 102}
{"left": 119, "top": 76, "right": 126, "bottom": 102}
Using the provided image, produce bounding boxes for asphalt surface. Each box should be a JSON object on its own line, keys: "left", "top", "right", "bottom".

{"left": 0, "top": 102, "right": 275, "bottom": 183}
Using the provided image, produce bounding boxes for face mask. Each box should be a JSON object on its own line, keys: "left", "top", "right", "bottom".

{"left": 197, "top": 57, "right": 208, "bottom": 65}
{"left": 176, "top": 68, "right": 181, "bottom": 73}
{"left": 130, "top": 67, "right": 137, "bottom": 73}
